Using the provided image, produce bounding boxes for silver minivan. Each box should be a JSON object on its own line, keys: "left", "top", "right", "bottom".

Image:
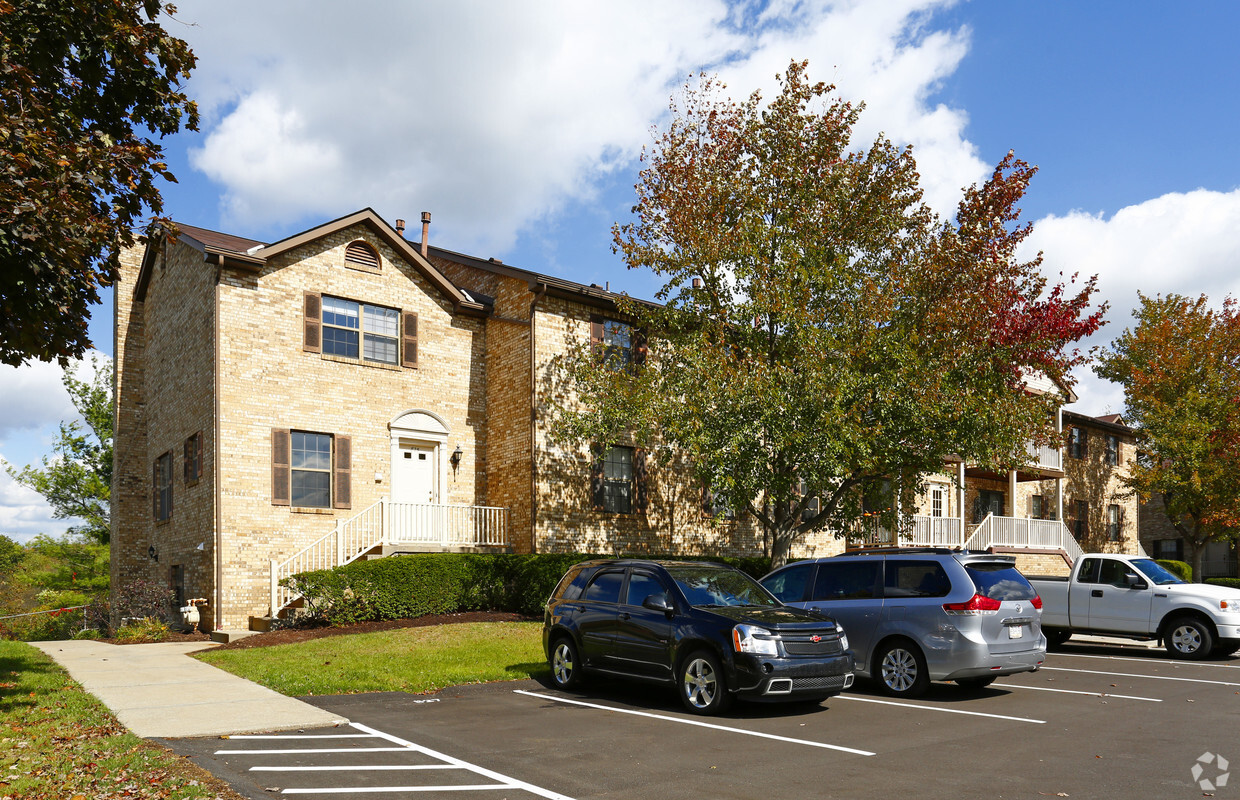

{"left": 761, "top": 549, "right": 1046, "bottom": 697}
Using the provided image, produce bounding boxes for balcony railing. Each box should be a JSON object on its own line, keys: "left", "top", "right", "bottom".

{"left": 1025, "top": 441, "right": 1062, "bottom": 471}
{"left": 965, "top": 514, "right": 1084, "bottom": 562}
{"left": 847, "top": 515, "right": 964, "bottom": 549}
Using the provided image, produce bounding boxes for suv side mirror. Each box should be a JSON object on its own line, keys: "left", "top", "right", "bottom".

{"left": 643, "top": 593, "right": 674, "bottom": 616}
{"left": 1124, "top": 573, "right": 1148, "bottom": 590}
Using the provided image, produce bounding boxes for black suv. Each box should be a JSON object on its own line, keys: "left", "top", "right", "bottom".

{"left": 543, "top": 559, "right": 855, "bottom": 715}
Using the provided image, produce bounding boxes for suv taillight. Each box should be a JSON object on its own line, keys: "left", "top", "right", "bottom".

{"left": 1030, "top": 594, "right": 1043, "bottom": 610}
{"left": 943, "top": 593, "right": 1001, "bottom": 615}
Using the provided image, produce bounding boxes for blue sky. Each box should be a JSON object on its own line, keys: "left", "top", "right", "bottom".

{"left": 4, "top": 0, "right": 1239, "bottom": 541}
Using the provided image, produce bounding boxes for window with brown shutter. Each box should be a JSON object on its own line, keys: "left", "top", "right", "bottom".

{"left": 590, "top": 445, "right": 605, "bottom": 512}
{"left": 401, "top": 311, "right": 418, "bottom": 368}
{"left": 333, "top": 435, "right": 352, "bottom": 510}
{"left": 344, "top": 240, "right": 381, "bottom": 271}
{"left": 183, "top": 431, "right": 203, "bottom": 485}
{"left": 153, "top": 452, "right": 173, "bottom": 522}
{"left": 634, "top": 447, "right": 649, "bottom": 514}
{"left": 272, "top": 429, "right": 291, "bottom": 506}
{"left": 303, "top": 293, "right": 322, "bottom": 353}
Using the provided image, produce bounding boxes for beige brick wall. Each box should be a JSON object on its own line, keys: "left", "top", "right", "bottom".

{"left": 112, "top": 236, "right": 219, "bottom": 628}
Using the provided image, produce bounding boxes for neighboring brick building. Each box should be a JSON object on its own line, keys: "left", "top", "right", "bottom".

{"left": 112, "top": 208, "right": 1141, "bottom": 630}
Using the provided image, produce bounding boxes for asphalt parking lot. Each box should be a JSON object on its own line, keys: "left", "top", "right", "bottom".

{"left": 164, "top": 641, "right": 1240, "bottom": 800}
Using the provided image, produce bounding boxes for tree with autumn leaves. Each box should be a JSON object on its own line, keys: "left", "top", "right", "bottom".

{"left": 1095, "top": 294, "right": 1240, "bottom": 580}
{"left": 0, "top": 0, "right": 198, "bottom": 367}
{"left": 554, "top": 61, "right": 1105, "bottom": 567}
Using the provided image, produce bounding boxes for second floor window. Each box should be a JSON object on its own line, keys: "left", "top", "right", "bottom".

{"left": 322, "top": 297, "right": 399, "bottom": 365}
{"left": 1105, "top": 434, "right": 1119, "bottom": 466}
{"left": 1069, "top": 427, "right": 1087, "bottom": 459}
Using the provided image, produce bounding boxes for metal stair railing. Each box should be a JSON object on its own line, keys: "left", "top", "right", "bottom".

{"left": 270, "top": 497, "right": 387, "bottom": 617}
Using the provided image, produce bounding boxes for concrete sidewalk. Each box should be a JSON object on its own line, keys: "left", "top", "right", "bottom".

{"left": 31, "top": 639, "right": 348, "bottom": 739}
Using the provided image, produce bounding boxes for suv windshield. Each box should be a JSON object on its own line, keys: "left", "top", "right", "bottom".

{"left": 965, "top": 563, "right": 1039, "bottom": 601}
{"left": 666, "top": 566, "right": 779, "bottom": 608}
{"left": 1132, "top": 558, "right": 1186, "bottom": 585}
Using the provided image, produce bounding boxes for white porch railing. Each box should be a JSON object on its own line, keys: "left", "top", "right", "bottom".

{"left": 270, "top": 498, "right": 510, "bottom": 616}
{"left": 965, "top": 513, "right": 1085, "bottom": 562}
{"left": 847, "top": 515, "right": 964, "bottom": 549}
{"left": 1025, "top": 441, "right": 1062, "bottom": 471}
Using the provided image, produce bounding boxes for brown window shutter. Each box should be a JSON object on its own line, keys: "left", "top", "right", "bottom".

{"left": 303, "top": 293, "right": 322, "bottom": 353}
{"left": 167, "top": 460, "right": 173, "bottom": 518}
{"left": 153, "top": 460, "right": 160, "bottom": 519}
{"left": 401, "top": 311, "right": 418, "bottom": 368}
{"left": 590, "top": 316, "right": 604, "bottom": 360}
{"left": 701, "top": 484, "right": 713, "bottom": 517}
{"left": 633, "top": 327, "right": 648, "bottom": 367}
{"left": 183, "top": 438, "right": 191, "bottom": 483}
{"left": 195, "top": 431, "right": 204, "bottom": 480}
{"left": 272, "top": 429, "right": 291, "bottom": 506}
{"left": 634, "top": 447, "right": 649, "bottom": 514}
{"left": 1081, "top": 429, "right": 1089, "bottom": 457}
{"left": 590, "top": 444, "right": 605, "bottom": 512}
{"left": 333, "top": 435, "right": 352, "bottom": 509}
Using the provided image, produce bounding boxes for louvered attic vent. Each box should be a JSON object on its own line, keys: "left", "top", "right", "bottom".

{"left": 345, "top": 241, "right": 380, "bottom": 270}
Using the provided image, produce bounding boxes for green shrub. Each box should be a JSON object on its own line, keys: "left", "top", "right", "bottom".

{"left": 1156, "top": 559, "right": 1193, "bottom": 582}
{"left": 113, "top": 617, "right": 170, "bottom": 644}
{"left": 0, "top": 606, "right": 85, "bottom": 641}
{"left": 1206, "top": 578, "right": 1240, "bottom": 590}
{"left": 284, "top": 552, "right": 774, "bottom": 625}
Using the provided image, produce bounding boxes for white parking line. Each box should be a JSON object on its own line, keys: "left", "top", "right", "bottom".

{"left": 837, "top": 695, "right": 1046, "bottom": 724}
{"left": 1055, "top": 652, "right": 1240, "bottom": 670}
{"left": 992, "top": 683, "right": 1162, "bottom": 702}
{"left": 215, "top": 747, "right": 407, "bottom": 755}
{"left": 224, "top": 734, "right": 375, "bottom": 739}
{"left": 1042, "top": 666, "right": 1240, "bottom": 687}
{"left": 514, "top": 689, "right": 876, "bottom": 755}
{"left": 251, "top": 765, "right": 460, "bottom": 772}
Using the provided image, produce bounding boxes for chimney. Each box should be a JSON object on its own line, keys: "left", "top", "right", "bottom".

{"left": 395, "top": 218, "right": 406, "bottom": 237}
{"left": 692, "top": 277, "right": 702, "bottom": 289}
{"left": 420, "top": 212, "right": 431, "bottom": 258}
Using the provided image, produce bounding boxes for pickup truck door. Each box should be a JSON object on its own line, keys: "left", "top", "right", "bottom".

{"left": 1086, "top": 558, "right": 1155, "bottom": 633}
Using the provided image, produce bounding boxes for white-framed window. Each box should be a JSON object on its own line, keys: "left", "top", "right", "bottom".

{"left": 322, "top": 297, "right": 399, "bottom": 365}
{"left": 931, "top": 485, "right": 945, "bottom": 518}
{"left": 1105, "top": 434, "right": 1120, "bottom": 466}
{"left": 1107, "top": 504, "right": 1121, "bottom": 541}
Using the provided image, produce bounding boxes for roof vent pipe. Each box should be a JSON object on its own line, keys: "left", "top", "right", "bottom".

{"left": 395, "top": 218, "right": 406, "bottom": 236}
{"left": 420, "top": 212, "right": 431, "bottom": 258}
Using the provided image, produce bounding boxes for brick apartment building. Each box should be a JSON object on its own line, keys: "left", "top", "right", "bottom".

{"left": 111, "top": 208, "right": 1140, "bottom": 631}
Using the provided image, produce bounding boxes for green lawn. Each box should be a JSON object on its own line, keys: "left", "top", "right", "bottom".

{"left": 195, "top": 621, "right": 549, "bottom": 696}
{"left": 0, "top": 640, "right": 246, "bottom": 800}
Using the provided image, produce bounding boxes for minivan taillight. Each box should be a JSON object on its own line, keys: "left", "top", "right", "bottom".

{"left": 1030, "top": 594, "right": 1043, "bottom": 610}
{"left": 943, "top": 593, "right": 1001, "bottom": 615}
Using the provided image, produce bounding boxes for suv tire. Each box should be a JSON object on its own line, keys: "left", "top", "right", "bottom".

{"left": 550, "top": 637, "right": 583, "bottom": 690}
{"left": 876, "top": 640, "right": 930, "bottom": 697}
{"left": 679, "top": 650, "right": 731, "bottom": 715}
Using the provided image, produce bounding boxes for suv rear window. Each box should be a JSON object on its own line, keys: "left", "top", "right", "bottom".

{"left": 550, "top": 565, "right": 590, "bottom": 601}
{"left": 966, "top": 563, "right": 1038, "bottom": 601}
{"left": 884, "top": 560, "right": 951, "bottom": 598}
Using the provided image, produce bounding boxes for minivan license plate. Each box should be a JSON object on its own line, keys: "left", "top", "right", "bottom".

{"left": 1008, "top": 625, "right": 1023, "bottom": 639}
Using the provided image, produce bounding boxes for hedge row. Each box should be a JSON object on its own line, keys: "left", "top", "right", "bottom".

{"left": 1206, "top": 578, "right": 1240, "bottom": 590}
{"left": 1155, "top": 560, "right": 1193, "bottom": 582}
{"left": 284, "top": 552, "right": 773, "bottom": 626}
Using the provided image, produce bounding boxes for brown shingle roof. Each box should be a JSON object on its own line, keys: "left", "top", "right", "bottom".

{"left": 175, "top": 222, "right": 265, "bottom": 254}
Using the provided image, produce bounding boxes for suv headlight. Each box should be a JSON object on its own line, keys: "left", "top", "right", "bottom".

{"left": 733, "top": 624, "right": 779, "bottom": 656}
{"left": 837, "top": 625, "right": 849, "bottom": 653}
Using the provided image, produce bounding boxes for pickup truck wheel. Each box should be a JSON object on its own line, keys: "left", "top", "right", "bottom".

{"left": 876, "top": 641, "right": 930, "bottom": 697}
{"left": 679, "top": 650, "right": 732, "bottom": 715}
{"left": 1165, "top": 617, "right": 1214, "bottom": 660}
{"left": 550, "top": 637, "right": 583, "bottom": 690}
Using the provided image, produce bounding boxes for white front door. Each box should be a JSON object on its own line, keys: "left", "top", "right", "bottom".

{"left": 394, "top": 443, "right": 436, "bottom": 504}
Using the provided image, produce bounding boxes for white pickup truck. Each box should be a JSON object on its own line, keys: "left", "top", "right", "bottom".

{"left": 1028, "top": 553, "right": 1240, "bottom": 660}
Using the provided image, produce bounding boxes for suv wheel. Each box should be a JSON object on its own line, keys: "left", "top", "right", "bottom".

{"left": 1165, "top": 616, "right": 1214, "bottom": 660}
{"left": 550, "top": 637, "right": 583, "bottom": 689}
{"left": 679, "top": 650, "right": 731, "bottom": 715}
{"left": 876, "top": 640, "right": 930, "bottom": 697}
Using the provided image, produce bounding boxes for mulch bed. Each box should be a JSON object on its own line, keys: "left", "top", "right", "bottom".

{"left": 124, "top": 611, "right": 533, "bottom": 650}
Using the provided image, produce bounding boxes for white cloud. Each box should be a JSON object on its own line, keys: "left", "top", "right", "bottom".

{"left": 0, "top": 360, "right": 76, "bottom": 441}
{"left": 0, "top": 459, "right": 72, "bottom": 544}
{"left": 177, "top": 0, "right": 986, "bottom": 252}
{"left": 1026, "top": 188, "right": 1240, "bottom": 416}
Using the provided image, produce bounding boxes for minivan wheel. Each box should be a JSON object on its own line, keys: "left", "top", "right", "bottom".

{"left": 550, "top": 638, "right": 583, "bottom": 689}
{"left": 1165, "top": 616, "right": 1214, "bottom": 660}
{"left": 876, "top": 641, "right": 930, "bottom": 697}
{"left": 679, "top": 650, "right": 731, "bottom": 715}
